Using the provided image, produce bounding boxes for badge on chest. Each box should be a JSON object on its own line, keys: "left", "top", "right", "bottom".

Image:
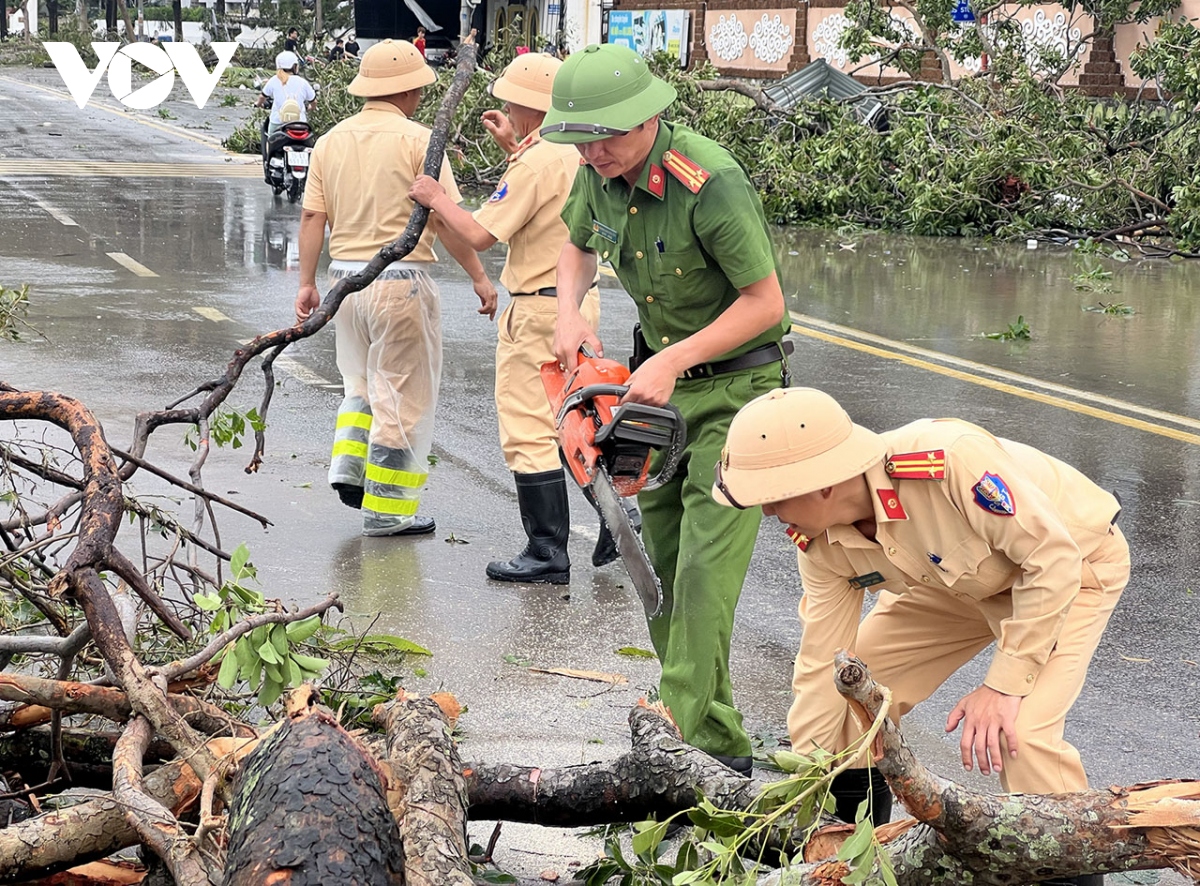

{"left": 591, "top": 219, "right": 619, "bottom": 243}
{"left": 849, "top": 571, "right": 886, "bottom": 590}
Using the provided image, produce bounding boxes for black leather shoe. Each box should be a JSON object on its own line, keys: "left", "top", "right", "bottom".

{"left": 709, "top": 754, "right": 753, "bottom": 777}
{"left": 332, "top": 483, "right": 363, "bottom": 510}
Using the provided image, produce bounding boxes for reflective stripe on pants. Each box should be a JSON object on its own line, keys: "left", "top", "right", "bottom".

{"left": 328, "top": 397, "right": 371, "bottom": 488}
{"left": 362, "top": 443, "right": 428, "bottom": 530}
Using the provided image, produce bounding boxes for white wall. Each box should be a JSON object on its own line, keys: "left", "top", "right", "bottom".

{"left": 7, "top": 1, "right": 36, "bottom": 36}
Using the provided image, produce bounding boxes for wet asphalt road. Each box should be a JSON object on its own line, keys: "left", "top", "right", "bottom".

{"left": 1, "top": 68, "right": 1197, "bottom": 883}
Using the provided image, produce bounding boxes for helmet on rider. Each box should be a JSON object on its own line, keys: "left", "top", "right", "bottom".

{"left": 275, "top": 50, "right": 299, "bottom": 71}
{"left": 539, "top": 44, "right": 676, "bottom": 144}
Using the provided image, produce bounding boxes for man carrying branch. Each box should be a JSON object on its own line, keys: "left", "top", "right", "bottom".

{"left": 295, "top": 39, "right": 496, "bottom": 537}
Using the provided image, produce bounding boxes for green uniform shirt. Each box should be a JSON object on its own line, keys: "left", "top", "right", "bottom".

{"left": 561, "top": 121, "right": 789, "bottom": 361}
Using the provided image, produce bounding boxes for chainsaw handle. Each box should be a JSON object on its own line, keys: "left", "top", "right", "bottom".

{"left": 641, "top": 401, "right": 687, "bottom": 492}
{"left": 555, "top": 383, "right": 629, "bottom": 428}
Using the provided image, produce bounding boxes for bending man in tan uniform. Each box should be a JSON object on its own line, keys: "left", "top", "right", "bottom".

{"left": 714, "top": 388, "right": 1126, "bottom": 886}
{"left": 296, "top": 40, "right": 497, "bottom": 537}
{"left": 408, "top": 54, "right": 619, "bottom": 583}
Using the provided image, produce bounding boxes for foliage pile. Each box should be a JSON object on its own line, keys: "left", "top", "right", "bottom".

{"left": 649, "top": 52, "right": 1200, "bottom": 250}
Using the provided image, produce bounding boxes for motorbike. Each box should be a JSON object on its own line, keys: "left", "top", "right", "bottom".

{"left": 261, "top": 118, "right": 316, "bottom": 204}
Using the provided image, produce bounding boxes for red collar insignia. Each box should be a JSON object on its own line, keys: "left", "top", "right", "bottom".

{"left": 876, "top": 489, "right": 908, "bottom": 520}
{"left": 647, "top": 163, "right": 665, "bottom": 199}
{"left": 785, "top": 526, "right": 810, "bottom": 551}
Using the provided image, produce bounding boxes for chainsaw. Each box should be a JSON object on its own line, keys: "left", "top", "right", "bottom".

{"left": 540, "top": 348, "right": 687, "bottom": 618}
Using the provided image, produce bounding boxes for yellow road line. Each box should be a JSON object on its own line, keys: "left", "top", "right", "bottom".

{"left": 107, "top": 252, "right": 158, "bottom": 277}
{"left": 789, "top": 313, "right": 1200, "bottom": 447}
{"left": 194, "top": 307, "right": 231, "bottom": 322}
{"left": 0, "top": 75, "right": 233, "bottom": 151}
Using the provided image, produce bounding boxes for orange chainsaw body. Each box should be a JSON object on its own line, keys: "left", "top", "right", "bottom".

{"left": 540, "top": 355, "right": 650, "bottom": 498}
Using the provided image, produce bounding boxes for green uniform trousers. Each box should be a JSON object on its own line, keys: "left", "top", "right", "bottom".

{"left": 641, "top": 361, "right": 785, "bottom": 758}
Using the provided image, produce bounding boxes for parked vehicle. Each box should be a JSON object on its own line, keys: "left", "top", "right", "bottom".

{"left": 261, "top": 119, "right": 316, "bottom": 204}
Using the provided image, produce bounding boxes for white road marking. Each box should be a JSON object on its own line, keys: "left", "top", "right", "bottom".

{"left": 237, "top": 338, "right": 336, "bottom": 388}
{"left": 193, "top": 306, "right": 231, "bottom": 322}
{"left": 274, "top": 356, "right": 334, "bottom": 387}
{"left": 31, "top": 197, "right": 77, "bottom": 226}
{"left": 106, "top": 252, "right": 158, "bottom": 277}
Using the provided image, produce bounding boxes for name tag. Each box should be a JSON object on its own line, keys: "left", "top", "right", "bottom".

{"left": 591, "top": 219, "right": 619, "bottom": 243}
{"left": 849, "top": 571, "right": 885, "bottom": 590}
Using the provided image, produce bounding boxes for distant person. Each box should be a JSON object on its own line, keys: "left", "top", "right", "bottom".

{"left": 414, "top": 26, "right": 426, "bottom": 58}
{"left": 328, "top": 37, "right": 345, "bottom": 61}
{"left": 257, "top": 51, "right": 315, "bottom": 138}
{"left": 284, "top": 27, "right": 300, "bottom": 54}
{"left": 345, "top": 33, "right": 360, "bottom": 57}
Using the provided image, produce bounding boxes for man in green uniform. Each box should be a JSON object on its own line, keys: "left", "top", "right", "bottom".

{"left": 542, "top": 44, "right": 792, "bottom": 771}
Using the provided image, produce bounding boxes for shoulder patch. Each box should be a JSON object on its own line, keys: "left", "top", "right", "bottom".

{"left": 973, "top": 472, "right": 1016, "bottom": 516}
{"left": 876, "top": 489, "right": 908, "bottom": 520}
{"left": 662, "top": 149, "right": 711, "bottom": 194}
{"left": 487, "top": 181, "right": 509, "bottom": 203}
{"left": 885, "top": 450, "right": 946, "bottom": 480}
{"left": 785, "top": 526, "right": 810, "bottom": 552}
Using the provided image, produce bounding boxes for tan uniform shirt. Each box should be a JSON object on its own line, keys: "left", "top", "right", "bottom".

{"left": 796, "top": 418, "right": 1121, "bottom": 697}
{"left": 472, "top": 133, "right": 581, "bottom": 294}
{"left": 303, "top": 100, "right": 462, "bottom": 262}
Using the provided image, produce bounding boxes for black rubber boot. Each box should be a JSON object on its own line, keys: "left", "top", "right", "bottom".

{"left": 830, "top": 767, "right": 893, "bottom": 827}
{"left": 486, "top": 470, "right": 571, "bottom": 585}
{"left": 582, "top": 485, "right": 642, "bottom": 568}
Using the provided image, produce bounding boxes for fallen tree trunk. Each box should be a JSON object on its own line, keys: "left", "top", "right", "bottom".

{"left": 222, "top": 689, "right": 405, "bottom": 886}
{"left": 0, "top": 736, "right": 256, "bottom": 883}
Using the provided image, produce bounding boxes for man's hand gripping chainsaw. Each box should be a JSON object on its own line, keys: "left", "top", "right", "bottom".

{"left": 540, "top": 347, "right": 686, "bottom": 617}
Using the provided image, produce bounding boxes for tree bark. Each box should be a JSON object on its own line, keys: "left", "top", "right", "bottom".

{"left": 0, "top": 737, "right": 255, "bottom": 883}
{"left": 222, "top": 693, "right": 405, "bottom": 885}
{"left": 377, "top": 691, "right": 473, "bottom": 886}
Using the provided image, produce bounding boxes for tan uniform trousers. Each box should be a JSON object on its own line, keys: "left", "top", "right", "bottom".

{"left": 494, "top": 287, "right": 600, "bottom": 474}
{"left": 790, "top": 525, "right": 1129, "bottom": 794}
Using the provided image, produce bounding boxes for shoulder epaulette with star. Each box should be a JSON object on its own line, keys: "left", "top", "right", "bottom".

{"left": 662, "top": 149, "right": 710, "bottom": 194}
{"left": 884, "top": 450, "right": 946, "bottom": 480}
{"left": 508, "top": 133, "right": 536, "bottom": 163}
{"left": 785, "top": 526, "right": 810, "bottom": 552}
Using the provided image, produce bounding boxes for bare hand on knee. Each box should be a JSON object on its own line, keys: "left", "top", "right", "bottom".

{"left": 946, "top": 686, "right": 1021, "bottom": 776}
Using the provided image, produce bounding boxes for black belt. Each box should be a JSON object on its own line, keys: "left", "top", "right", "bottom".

{"left": 682, "top": 340, "right": 794, "bottom": 380}
{"left": 512, "top": 287, "right": 558, "bottom": 297}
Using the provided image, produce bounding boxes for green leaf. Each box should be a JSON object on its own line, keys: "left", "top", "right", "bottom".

{"left": 230, "top": 543, "right": 250, "bottom": 579}
{"left": 631, "top": 820, "right": 667, "bottom": 858}
{"left": 290, "top": 652, "right": 330, "bottom": 673}
{"left": 285, "top": 616, "right": 322, "bottom": 643}
{"left": 258, "top": 676, "right": 284, "bottom": 707}
{"left": 194, "top": 593, "right": 221, "bottom": 611}
{"left": 330, "top": 633, "right": 432, "bottom": 656}
{"left": 258, "top": 641, "right": 281, "bottom": 665}
{"left": 270, "top": 623, "right": 289, "bottom": 658}
{"left": 217, "top": 647, "right": 240, "bottom": 689}
{"left": 285, "top": 654, "right": 303, "bottom": 687}
{"left": 836, "top": 815, "right": 875, "bottom": 862}
{"left": 615, "top": 646, "right": 657, "bottom": 659}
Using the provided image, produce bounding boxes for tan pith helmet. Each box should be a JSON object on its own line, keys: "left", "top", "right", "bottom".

{"left": 349, "top": 39, "right": 436, "bottom": 98}
{"left": 712, "top": 388, "right": 887, "bottom": 509}
{"left": 490, "top": 53, "right": 562, "bottom": 113}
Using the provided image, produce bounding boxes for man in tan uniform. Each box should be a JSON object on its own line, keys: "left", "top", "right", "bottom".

{"left": 714, "top": 388, "right": 1125, "bottom": 886}
{"left": 408, "top": 54, "right": 616, "bottom": 583}
{"left": 296, "top": 39, "right": 497, "bottom": 537}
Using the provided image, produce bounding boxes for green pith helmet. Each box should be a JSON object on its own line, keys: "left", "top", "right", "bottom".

{"left": 540, "top": 44, "right": 677, "bottom": 144}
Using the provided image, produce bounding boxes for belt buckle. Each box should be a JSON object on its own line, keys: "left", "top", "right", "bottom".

{"left": 684, "top": 364, "right": 711, "bottom": 380}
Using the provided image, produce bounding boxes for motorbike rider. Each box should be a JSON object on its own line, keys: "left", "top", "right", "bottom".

{"left": 257, "top": 51, "right": 315, "bottom": 138}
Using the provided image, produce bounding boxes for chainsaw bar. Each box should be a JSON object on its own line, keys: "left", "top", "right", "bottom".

{"left": 591, "top": 463, "right": 662, "bottom": 618}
